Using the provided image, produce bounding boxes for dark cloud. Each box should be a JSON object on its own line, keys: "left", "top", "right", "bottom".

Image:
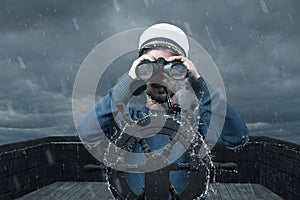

{"left": 0, "top": 0, "right": 299, "bottom": 144}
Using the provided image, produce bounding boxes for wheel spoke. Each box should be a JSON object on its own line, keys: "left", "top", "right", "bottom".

{"left": 138, "top": 139, "right": 152, "bottom": 158}
{"left": 135, "top": 188, "right": 145, "bottom": 200}
{"left": 169, "top": 184, "right": 181, "bottom": 200}
{"left": 161, "top": 131, "right": 179, "bottom": 158}
{"left": 169, "top": 161, "right": 203, "bottom": 171}
{"left": 115, "top": 101, "right": 134, "bottom": 125}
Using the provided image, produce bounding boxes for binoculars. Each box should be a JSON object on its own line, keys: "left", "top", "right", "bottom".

{"left": 135, "top": 57, "right": 189, "bottom": 80}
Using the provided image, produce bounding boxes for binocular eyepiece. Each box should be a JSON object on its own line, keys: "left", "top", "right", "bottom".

{"left": 135, "top": 57, "right": 189, "bottom": 80}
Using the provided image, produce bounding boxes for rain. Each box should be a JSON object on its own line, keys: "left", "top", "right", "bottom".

{"left": 72, "top": 18, "right": 80, "bottom": 31}
{"left": 0, "top": 0, "right": 299, "bottom": 199}
{"left": 287, "top": 13, "right": 294, "bottom": 25}
{"left": 144, "top": 0, "right": 150, "bottom": 8}
{"left": 112, "top": 0, "right": 120, "bottom": 12}
{"left": 26, "top": 80, "right": 37, "bottom": 96}
{"left": 259, "top": 0, "right": 269, "bottom": 14}
{"left": 16, "top": 56, "right": 26, "bottom": 69}
{"left": 6, "top": 101, "right": 16, "bottom": 116}
{"left": 45, "top": 148, "right": 54, "bottom": 165}
{"left": 184, "top": 22, "right": 193, "bottom": 36}
{"left": 204, "top": 25, "right": 216, "bottom": 51}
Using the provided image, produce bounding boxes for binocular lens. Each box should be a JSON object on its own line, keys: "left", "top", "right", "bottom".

{"left": 135, "top": 60, "right": 188, "bottom": 80}
{"left": 169, "top": 63, "right": 188, "bottom": 80}
{"left": 135, "top": 63, "right": 153, "bottom": 80}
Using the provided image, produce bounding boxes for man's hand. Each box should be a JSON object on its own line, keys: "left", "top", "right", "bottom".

{"left": 166, "top": 56, "right": 201, "bottom": 81}
{"left": 128, "top": 54, "right": 155, "bottom": 79}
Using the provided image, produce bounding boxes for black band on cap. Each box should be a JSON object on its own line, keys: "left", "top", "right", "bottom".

{"left": 139, "top": 37, "right": 186, "bottom": 57}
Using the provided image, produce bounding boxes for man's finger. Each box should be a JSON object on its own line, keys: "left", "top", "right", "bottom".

{"left": 139, "top": 54, "right": 155, "bottom": 62}
{"left": 165, "top": 56, "right": 185, "bottom": 62}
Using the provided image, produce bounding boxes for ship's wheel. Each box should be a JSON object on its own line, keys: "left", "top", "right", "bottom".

{"left": 104, "top": 113, "right": 211, "bottom": 200}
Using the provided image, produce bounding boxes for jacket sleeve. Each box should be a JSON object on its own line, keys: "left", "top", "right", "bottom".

{"left": 77, "top": 74, "right": 136, "bottom": 144}
{"left": 191, "top": 76, "right": 249, "bottom": 148}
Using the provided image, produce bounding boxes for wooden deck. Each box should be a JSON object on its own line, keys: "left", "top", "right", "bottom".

{"left": 17, "top": 182, "right": 283, "bottom": 200}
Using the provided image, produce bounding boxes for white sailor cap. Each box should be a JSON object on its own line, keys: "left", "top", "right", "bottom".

{"left": 138, "top": 23, "right": 189, "bottom": 57}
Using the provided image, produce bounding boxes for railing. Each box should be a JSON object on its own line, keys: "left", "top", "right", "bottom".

{"left": 0, "top": 136, "right": 299, "bottom": 199}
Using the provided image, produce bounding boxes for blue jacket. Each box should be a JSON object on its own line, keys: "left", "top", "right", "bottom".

{"left": 78, "top": 74, "right": 249, "bottom": 197}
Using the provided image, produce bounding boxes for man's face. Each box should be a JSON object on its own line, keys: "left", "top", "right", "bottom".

{"left": 145, "top": 49, "right": 180, "bottom": 103}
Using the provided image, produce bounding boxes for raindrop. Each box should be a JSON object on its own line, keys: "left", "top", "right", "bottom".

{"left": 259, "top": 0, "right": 269, "bottom": 14}
{"left": 144, "top": 0, "right": 150, "bottom": 7}
{"left": 45, "top": 149, "right": 54, "bottom": 165}
{"left": 16, "top": 56, "right": 26, "bottom": 69}
{"left": 60, "top": 79, "right": 67, "bottom": 94}
{"left": 112, "top": 0, "right": 120, "bottom": 12}
{"left": 26, "top": 80, "right": 36, "bottom": 95}
{"left": 6, "top": 101, "right": 16, "bottom": 115}
{"left": 4, "top": 55, "right": 11, "bottom": 64}
{"left": 41, "top": 75, "right": 48, "bottom": 87}
{"left": 287, "top": 13, "right": 294, "bottom": 25}
{"left": 239, "top": 68, "right": 246, "bottom": 80}
{"left": 205, "top": 25, "right": 216, "bottom": 50}
{"left": 4, "top": 3, "right": 12, "bottom": 16}
{"left": 13, "top": 176, "right": 20, "bottom": 190}
{"left": 184, "top": 22, "right": 193, "bottom": 35}
{"left": 72, "top": 18, "right": 80, "bottom": 31}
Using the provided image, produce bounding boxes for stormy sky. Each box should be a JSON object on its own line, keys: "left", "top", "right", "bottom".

{"left": 0, "top": 0, "right": 299, "bottom": 144}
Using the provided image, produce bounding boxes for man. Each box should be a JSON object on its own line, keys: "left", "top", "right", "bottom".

{"left": 78, "top": 23, "right": 249, "bottom": 199}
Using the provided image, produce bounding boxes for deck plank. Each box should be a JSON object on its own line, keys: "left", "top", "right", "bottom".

{"left": 226, "top": 183, "right": 249, "bottom": 200}
{"left": 206, "top": 184, "right": 222, "bottom": 200}
{"left": 17, "top": 182, "right": 114, "bottom": 200}
{"left": 211, "top": 183, "right": 233, "bottom": 200}
{"left": 237, "top": 183, "right": 257, "bottom": 200}
{"left": 18, "top": 182, "right": 283, "bottom": 200}
{"left": 251, "top": 184, "right": 283, "bottom": 200}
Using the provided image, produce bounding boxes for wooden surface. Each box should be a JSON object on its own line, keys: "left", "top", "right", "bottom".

{"left": 17, "top": 182, "right": 114, "bottom": 200}
{"left": 207, "top": 183, "right": 283, "bottom": 200}
{"left": 17, "top": 182, "right": 283, "bottom": 200}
